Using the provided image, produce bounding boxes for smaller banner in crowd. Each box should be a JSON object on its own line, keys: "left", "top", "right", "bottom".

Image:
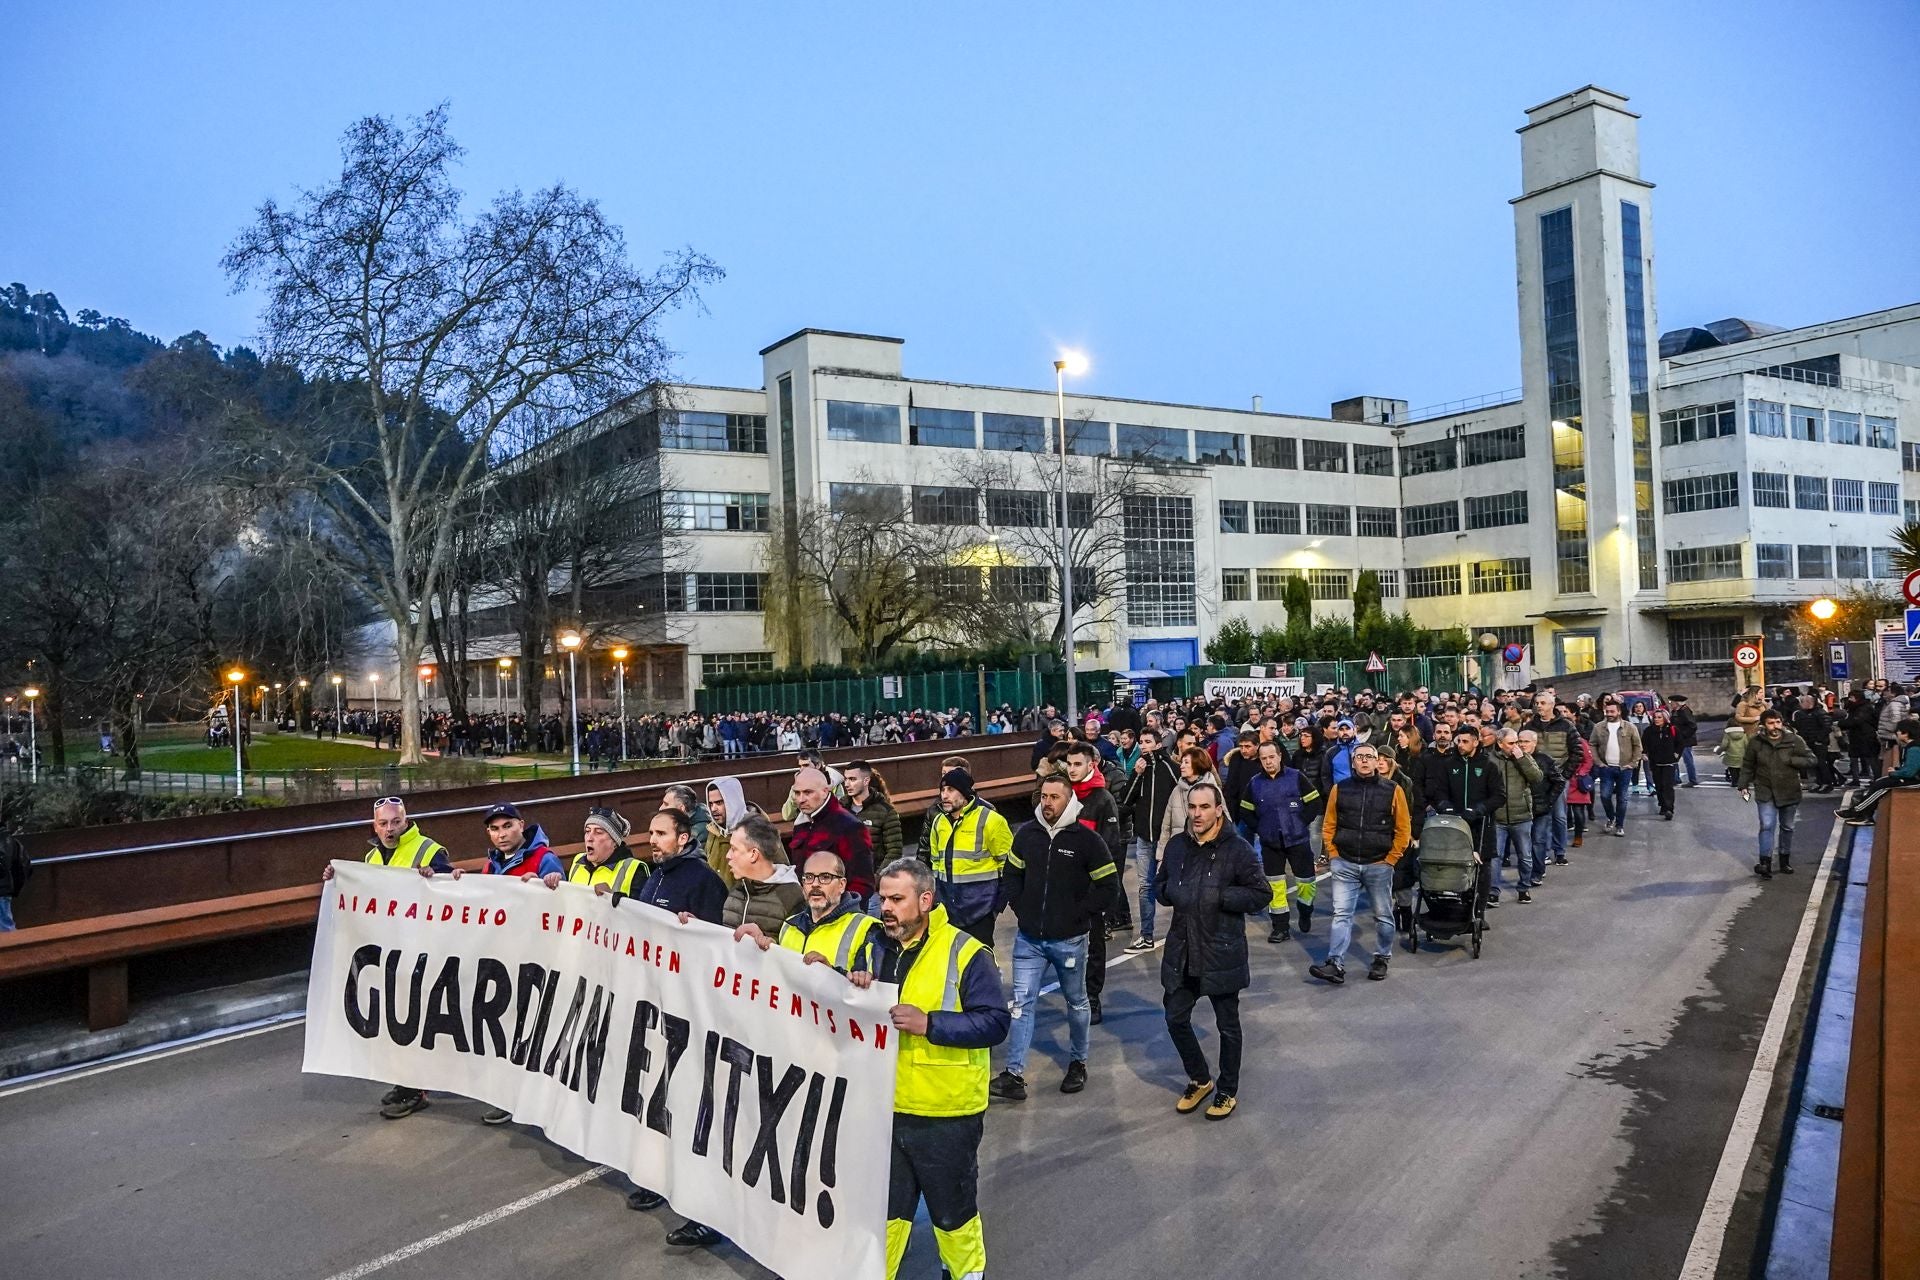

{"left": 1203, "top": 676, "right": 1306, "bottom": 700}
{"left": 305, "top": 862, "right": 898, "bottom": 1280}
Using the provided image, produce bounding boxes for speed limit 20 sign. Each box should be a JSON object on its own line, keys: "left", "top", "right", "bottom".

{"left": 1732, "top": 641, "right": 1762, "bottom": 669}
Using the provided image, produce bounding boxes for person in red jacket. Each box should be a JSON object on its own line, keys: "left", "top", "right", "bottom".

{"left": 785, "top": 767, "right": 876, "bottom": 898}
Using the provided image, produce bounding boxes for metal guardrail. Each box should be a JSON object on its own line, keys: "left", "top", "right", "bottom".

{"left": 1400, "top": 388, "right": 1524, "bottom": 424}
{"left": 26, "top": 743, "right": 1006, "bottom": 867}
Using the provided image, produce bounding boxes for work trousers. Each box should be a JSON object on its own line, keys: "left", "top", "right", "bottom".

{"left": 1164, "top": 975, "right": 1243, "bottom": 1097}
{"left": 887, "top": 1112, "right": 987, "bottom": 1280}
{"left": 1651, "top": 762, "right": 1678, "bottom": 817}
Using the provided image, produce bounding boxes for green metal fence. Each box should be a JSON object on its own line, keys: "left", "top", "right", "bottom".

{"left": 695, "top": 667, "right": 1114, "bottom": 721}
{"left": 0, "top": 757, "right": 693, "bottom": 802}
{"left": 1184, "top": 655, "right": 1474, "bottom": 698}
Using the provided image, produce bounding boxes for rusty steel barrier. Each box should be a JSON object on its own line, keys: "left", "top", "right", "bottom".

{"left": 11, "top": 735, "right": 1038, "bottom": 928}
{"left": 1830, "top": 788, "right": 1920, "bottom": 1277}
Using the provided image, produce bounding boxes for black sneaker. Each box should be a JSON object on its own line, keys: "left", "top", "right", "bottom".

{"left": 379, "top": 1091, "right": 428, "bottom": 1120}
{"left": 1123, "top": 936, "right": 1156, "bottom": 954}
{"left": 1308, "top": 961, "right": 1345, "bottom": 985}
{"left": 1089, "top": 996, "right": 1103, "bottom": 1025}
{"left": 1516, "top": 890, "right": 1533, "bottom": 904}
{"left": 1268, "top": 918, "right": 1290, "bottom": 944}
{"left": 481, "top": 1106, "right": 511, "bottom": 1126}
{"left": 627, "top": 1187, "right": 666, "bottom": 1211}
{"left": 1551, "top": 855, "right": 1569, "bottom": 865}
{"left": 988, "top": 1070, "right": 1028, "bottom": 1102}
{"left": 665, "top": 1222, "right": 722, "bottom": 1249}
{"left": 1060, "top": 1061, "right": 1088, "bottom": 1094}
{"left": 1367, "top": 956, "right": 1389, "bottom": 981}
{"left": 379, "top": 1085, "right": 407, "bottom": 1107}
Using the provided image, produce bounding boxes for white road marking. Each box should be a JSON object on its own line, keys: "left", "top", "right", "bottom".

{"left": 317, "top": 1164, "right": 612, "bottom": 1280}
{"left": 0, "top": 1012, "right": 307, "bottom": 1099}
{"left": 1678, "top": 800, "right": 1849, "bottom": 1278}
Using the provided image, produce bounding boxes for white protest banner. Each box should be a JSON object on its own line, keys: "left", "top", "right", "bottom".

{"left": 1203, "top": 676, "right": 1306, "bottom": 700}
{"left": 304, "top": 862, "right": 897, "bottom": 1280}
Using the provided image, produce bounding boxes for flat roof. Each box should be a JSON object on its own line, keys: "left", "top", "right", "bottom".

{"left": 758, "top": 328, "right": 905, "bottom": 356}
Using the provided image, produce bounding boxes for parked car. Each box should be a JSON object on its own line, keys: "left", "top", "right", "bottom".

{"left": 1615, "top": 689, "right": 1663, "bottom": 713}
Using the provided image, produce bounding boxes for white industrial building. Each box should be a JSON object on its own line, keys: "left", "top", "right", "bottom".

{"left": 366, "top": 86, "right": 1920, "bottom": 712}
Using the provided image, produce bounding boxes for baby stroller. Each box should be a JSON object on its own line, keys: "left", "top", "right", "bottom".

{"left": 1407, "top": 812, "right": 1485, "bottom": 958}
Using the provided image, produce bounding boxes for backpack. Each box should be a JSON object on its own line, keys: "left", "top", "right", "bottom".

{"left": 0, "top": 834, "right": 30, "bottom": 898}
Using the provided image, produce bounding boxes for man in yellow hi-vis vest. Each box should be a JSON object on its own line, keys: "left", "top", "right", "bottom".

{"left": 846, "top": 857, "right": 1009, "bottom": 1280}
{"left": 924, "top": 769, "right": 1014, "bottom": 948}
{"left": 735, "top": 850, "right": 877, "bottom": 975}
{"left": 320, "top": 795, "right": 452, "bottom": 1119}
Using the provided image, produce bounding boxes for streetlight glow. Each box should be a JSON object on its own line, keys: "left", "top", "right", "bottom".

{"left": 1055, "top": 350, "right": 1089, "bottom": 377}
{"left": 227, "top": 670, "right": 245, "bottom": 685}
{"left": 1809, "top": 597, "right": 1838, "bottom": 621}
{"left": 560, "top": 631, "right": 582, "bottom": 650}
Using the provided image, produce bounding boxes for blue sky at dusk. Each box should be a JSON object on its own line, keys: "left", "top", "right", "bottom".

{"left": 11, "top": 1, "right": 1919, "bottom": 416}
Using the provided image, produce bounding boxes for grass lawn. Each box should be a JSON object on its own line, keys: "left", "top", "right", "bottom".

{"left": 119, "top": 736, "right": 402, "bottom": 773}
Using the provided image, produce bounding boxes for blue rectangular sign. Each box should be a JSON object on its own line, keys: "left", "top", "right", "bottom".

{"left": 1907, "top": 608, "right": 1920, "bottom": 648}
{"left": 1829, "top": 641, "right": 1850, "bottom": 680}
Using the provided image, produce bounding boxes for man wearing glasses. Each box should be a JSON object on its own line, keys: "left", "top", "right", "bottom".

{"left": 320, "top": 795, "right": 452, "bottom": 1118}
{"left": 734, "top": 851, "right": 878, "bottom": 976}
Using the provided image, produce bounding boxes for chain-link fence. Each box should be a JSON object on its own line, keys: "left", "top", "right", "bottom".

{"left": 1184, "top": 655, "right": 1476, "bottom": 698}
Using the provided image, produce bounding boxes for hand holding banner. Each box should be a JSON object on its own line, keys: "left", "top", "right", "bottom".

{"left": 305, "top": 861, "right": 897, "bottom": 1280}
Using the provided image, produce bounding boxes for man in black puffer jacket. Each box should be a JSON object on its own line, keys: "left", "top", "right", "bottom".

{"left": 1156, "top": 780, "right": 1267, "bottom": 1122}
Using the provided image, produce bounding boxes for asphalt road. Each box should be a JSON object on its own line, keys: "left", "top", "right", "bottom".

{"left": 0, "top": 778, "right": 1837, "bottom": 1280}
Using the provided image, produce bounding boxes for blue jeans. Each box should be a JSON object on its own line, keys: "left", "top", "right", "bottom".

{"left": 1680, "top": 747, "right": 1698, "bottom": 785}
{"left": 1756, "top": 801, "right": 1798, "bottom": 857}
{"left": 0, "top": 896, "right": 13, "bottom": 931}
{"left": 1596, "top": 766, "right": 1632, "bottom": 828}
{"left": 1005, "top": 931, "right": 1091, "bottom": 1076}
{"left": 1543, "top": 788, "right": 1568, "bottom": 856}
{"left": 1495, "top": 821, "right": 1534, "bottom": 890}
{"left": 1325, "top": 859, "right": 1395, "bottom": 968}
{"left": 1130, "top": 838, "right": 1158, "bottom": 940}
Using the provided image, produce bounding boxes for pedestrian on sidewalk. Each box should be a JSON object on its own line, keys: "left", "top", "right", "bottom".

{"left": 1310, "top": 744, "right": 1412, "bottom": 984}
{"left": 1157, "top": 782, "right": 1266, "bottom": 1120}
{"left": 1120, "top": 726, "right": 1178, "bottom": 953}
{"left": 1244, "top": 739, "right": 1319, "bottom": 943}
{"left": 1837, "top": 719, "right": 1920, "bottom": 826}
{"left": 1489, "top": 729, "right": 1542, "bottom": 904}
{"left": 1671, "top": 694, "right": 1700, "bottom": 787}
{"left": 1735, "top": 709, "right": 1817, "bottom": 880}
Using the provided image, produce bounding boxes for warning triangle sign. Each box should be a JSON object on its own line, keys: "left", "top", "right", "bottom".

{"left": 1364, "top": 651, "right": 1386, "bottom": 674}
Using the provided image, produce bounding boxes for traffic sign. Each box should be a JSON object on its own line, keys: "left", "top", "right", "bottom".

{"left": 1501, "top": 643, "right": 1525, "bottom": 666}
{"left": 1904, "top": 568, "right": 1920, "bottom": 607}
{"left": 1364, "top": 651, "right": 1386, "bottom": 674}
{"left": 1828, "top": 641, "right": 1850, "bottom": 680}
{"left": 1906, "top": 608, "right": 1920, "bottom": 648}
{"left": 1732, "top": 641, "right": 1761, "bottom": 669}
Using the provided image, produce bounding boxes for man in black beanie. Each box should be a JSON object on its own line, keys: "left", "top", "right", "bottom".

{"left": 924, "top": 766, "right": 1014, "bottom": 947}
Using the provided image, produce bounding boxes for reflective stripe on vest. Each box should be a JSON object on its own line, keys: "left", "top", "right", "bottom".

{"left": 936, "top": 805, "right": 999, "bottom": 885}
{"left": 568, "top": 853, "right": 641, "bottom": 894}
{"left": 365, "top": 826, "right": 442, "bottom": 870}
{"left": 893, "top": 914, "right": 990, "bottom": 1118}
{"left": 780, "top": 911, "right": 875, "bottom": 970}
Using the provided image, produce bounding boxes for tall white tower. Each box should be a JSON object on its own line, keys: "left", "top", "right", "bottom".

{"left": 1514, "top": 86, "right": 1660, "bottom": 671}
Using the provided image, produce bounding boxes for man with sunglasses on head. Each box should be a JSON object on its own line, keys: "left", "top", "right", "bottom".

{"left": 321, "top": 795, "right": 453, "bottom": 1119}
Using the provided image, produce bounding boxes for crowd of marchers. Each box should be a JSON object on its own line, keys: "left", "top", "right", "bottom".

{"left": 324, "top": 674, "right": 1914, "bottom": 1279}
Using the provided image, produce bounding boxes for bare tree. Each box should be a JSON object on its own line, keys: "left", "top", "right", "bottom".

{"left": 940, "top": 449, "right": 1192, "bottom": 649}
{"left": 223, "top": 105, "right": 718, "bottom": 762}
{"left": 762, "top": 483, "right": 973, "bottom": 667}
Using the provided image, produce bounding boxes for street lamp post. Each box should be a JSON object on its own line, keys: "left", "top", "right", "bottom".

{"left": 226, "top": 669, "right": 246, "bottom": 797}
{"left": 498, "top": 657, "right": 514, "bottom": 717}
{"left": 560, "top": 632, "right": 582, "bottom": 776}
{"left": 23, "top": 686, "right": 40, "bottom": 785}
{"left": 369, "top": 672, "right": 380, "bottom": 727}
{"left": 612, "top": 646, "right": 629, "bottom": 761}
{"left": 1054, "top": 351, "right": 1089, "bottom": 727}
{"left": 330, "top": 674, "right": 342, "bottom": 728}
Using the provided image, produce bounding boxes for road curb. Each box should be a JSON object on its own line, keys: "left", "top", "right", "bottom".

{"left": 0, "top": 974, "right": 308, "bottom": 1082}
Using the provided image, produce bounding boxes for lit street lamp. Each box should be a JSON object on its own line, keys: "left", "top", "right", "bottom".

{"left": 612, "top": 646, "right": 629, "bottom": 761}
{"left": 498, "top": 656, "right": 514, "bottom": 717}
{"left": 560, "top": 632, "right": 582, "bottom": 776}
{"left": 23, "top": 686, "right": 40, "bottom": 785}
{"left": 226, "top": 669, "right": 246, "bottom": 797}
{"left": 1054, "top": 349, "right": 1089, "bottom": 726}
{"left": 369, "top": 672, "right": 380, "bottom": 726}
{"left": 330, "top": 674, "right": 343, "bottom": 727}
{"left": 1809, "top": 597, "right": 1838, "bottom": 622}
{"left": 418, "top": 665, "right": 435, "bottom": 714}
